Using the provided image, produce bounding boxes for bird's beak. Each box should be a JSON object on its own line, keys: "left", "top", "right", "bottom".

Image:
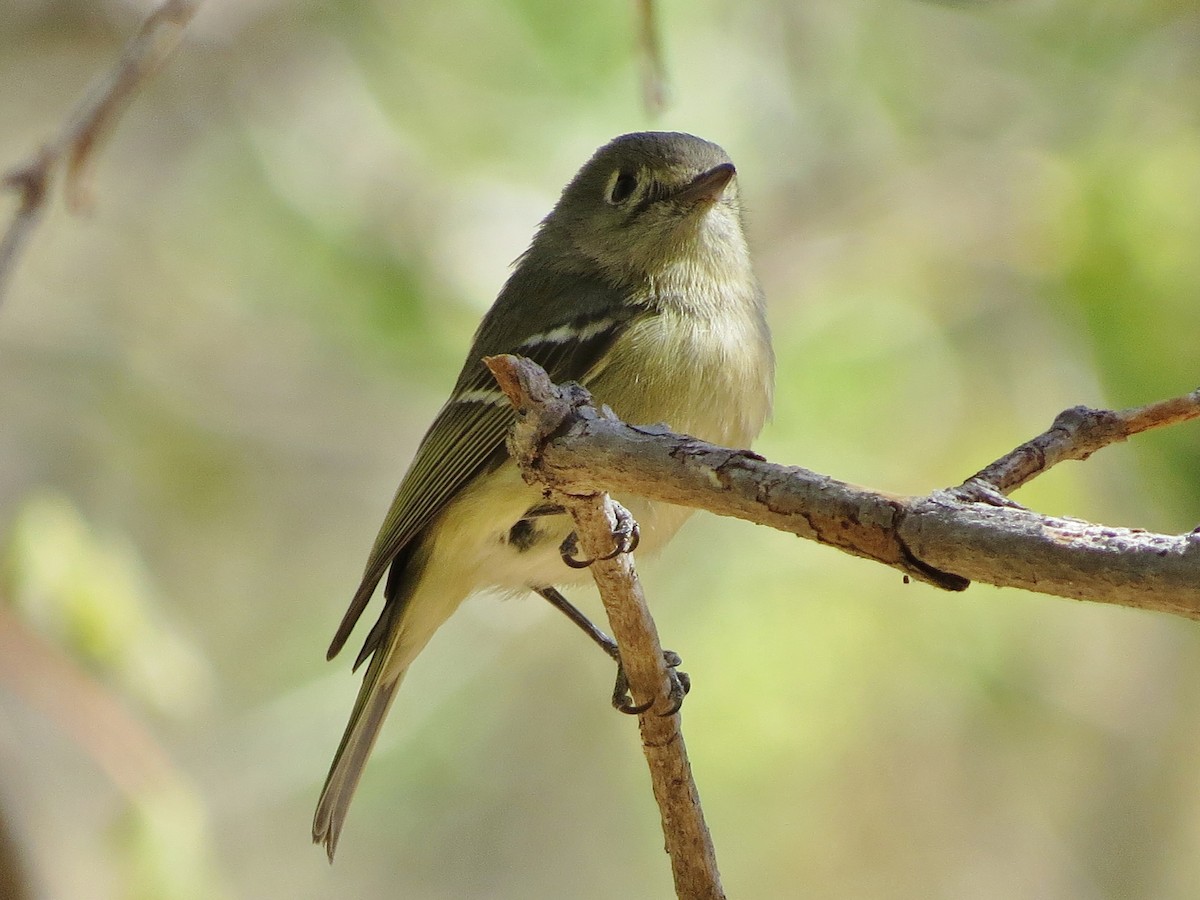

{"left": 674, "top": 163, "right": 736, "bottom": 205}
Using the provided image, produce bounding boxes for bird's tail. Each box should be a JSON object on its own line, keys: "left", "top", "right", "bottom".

{"left": 312, "top": 646, "right": 405, "bottom": 861}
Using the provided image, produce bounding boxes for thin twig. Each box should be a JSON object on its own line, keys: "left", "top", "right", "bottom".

{"left": 565, "top": 495, "right": 724, "bottom": 900}
{"left": 486, "top": 354, "right": 725, "bottom": 900}
{"left": 0, "top": 0, "right": 202, "bottom": 306}
{"left": 956, "top": 388, "right": 1200, "bottom": 497}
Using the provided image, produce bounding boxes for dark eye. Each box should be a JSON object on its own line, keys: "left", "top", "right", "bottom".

{"left": 608, "top": 170, "right": 638, "bottom": 205}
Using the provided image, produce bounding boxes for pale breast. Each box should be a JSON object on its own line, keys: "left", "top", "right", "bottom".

{"left": 588, "top": 300, "right": 774, "bottom": 449}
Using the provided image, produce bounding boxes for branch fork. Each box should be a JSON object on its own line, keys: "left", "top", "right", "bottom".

{"left": 483, "top": 355, "right": 1200, "bottom": 898}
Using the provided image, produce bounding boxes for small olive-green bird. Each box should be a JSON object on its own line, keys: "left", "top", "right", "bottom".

{"left": 314, "top": 131, "right": 774, "bottom": 859}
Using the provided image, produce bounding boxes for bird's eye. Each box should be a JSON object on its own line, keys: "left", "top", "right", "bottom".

{"left": 608, "top": 170, "right": 638, "bottom": 205}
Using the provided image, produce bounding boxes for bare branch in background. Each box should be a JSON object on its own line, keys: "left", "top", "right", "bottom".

{"left": 0, "top": 0, "right": 203, "bottom": 306}
{"left": 0, "top": 604, "right": 176, "bottom": 798}
{"left": 635, "top": 0, "right": 670, "bottom": 116}
{"left": 0, "top": 799, "right": 31, "bottom": 900}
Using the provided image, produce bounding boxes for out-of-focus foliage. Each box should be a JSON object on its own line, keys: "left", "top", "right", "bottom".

{"left": 3, "top": 493, "right": 211, "bottom": 717}
{"left": 113, "top": 786, "right": 229, "bottom": 900}
{"left": 2, "top": 1, "right": 1199, "bottom": 898}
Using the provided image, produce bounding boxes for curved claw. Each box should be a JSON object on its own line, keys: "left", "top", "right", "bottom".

{"left": 612, "top": 666, "right": 654, "bottom": 714}
{"left": 559, "top": 533, "right": 594, "bottom": 569}
{"left": 659, "top": 668, "right": 691, "bottom": 717}
{"left": 605, "top": 502, "right": 640, "bottom": 558}
{"left": 558, "top": 502, "right": 642, "bottom": 570}
{"left": 626, "top": 524, "right": 640, "bottom": 554}
{"left": 610, "top": 650, "right": 691, "bottom": 717}
{"left": 597, "top": 520, "right": 639, "bottom": 560}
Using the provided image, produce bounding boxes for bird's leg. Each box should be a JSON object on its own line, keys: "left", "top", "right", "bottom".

{"left": 558, "top": 500, "right": 640, "bottom": 569}
{"left": 535, "top": 586, "right": 618, "bottom": 658}
{"left": 535, "top": 586, "right": 690, "bottom": 716}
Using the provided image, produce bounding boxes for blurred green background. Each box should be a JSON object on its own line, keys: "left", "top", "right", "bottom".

{"left": 3, "top": 1, "right": 1200, "bottom": 898}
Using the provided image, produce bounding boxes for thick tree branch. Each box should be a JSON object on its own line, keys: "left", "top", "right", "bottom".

{"left": 486, "top": 355, "right": 725, "bottom": 900}
{"left": 898, "top": 499, "right": 1200, "bottom": 617}
{"left": 487, "top": 355, "right": 1200, "bottom": 621}
{"left": 0, "top": 0, "right": 202, "bottom": 305}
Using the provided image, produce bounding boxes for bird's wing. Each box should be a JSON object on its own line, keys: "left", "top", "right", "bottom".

{"left": 325, "top": 279, "right": 641, "bottom": 661}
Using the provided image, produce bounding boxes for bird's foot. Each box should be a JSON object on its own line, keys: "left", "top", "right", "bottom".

{"left": 611, "top": 649, "right": 691, "bottom": 717}
{"left": 559, "top": 501, "right": 640, "bottom": 569}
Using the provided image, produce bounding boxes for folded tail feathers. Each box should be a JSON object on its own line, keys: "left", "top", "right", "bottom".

{"left": 312, "top": 651, "right": 405, "bottom": 861}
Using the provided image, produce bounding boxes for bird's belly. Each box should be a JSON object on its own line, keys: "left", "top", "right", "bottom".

{"left": 425, "top": 460, "right": 694, "bottom": 592}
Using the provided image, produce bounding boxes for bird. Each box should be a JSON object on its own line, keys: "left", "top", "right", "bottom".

{"left": 313, "top": 131, "right": 774, "bottom": 859}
